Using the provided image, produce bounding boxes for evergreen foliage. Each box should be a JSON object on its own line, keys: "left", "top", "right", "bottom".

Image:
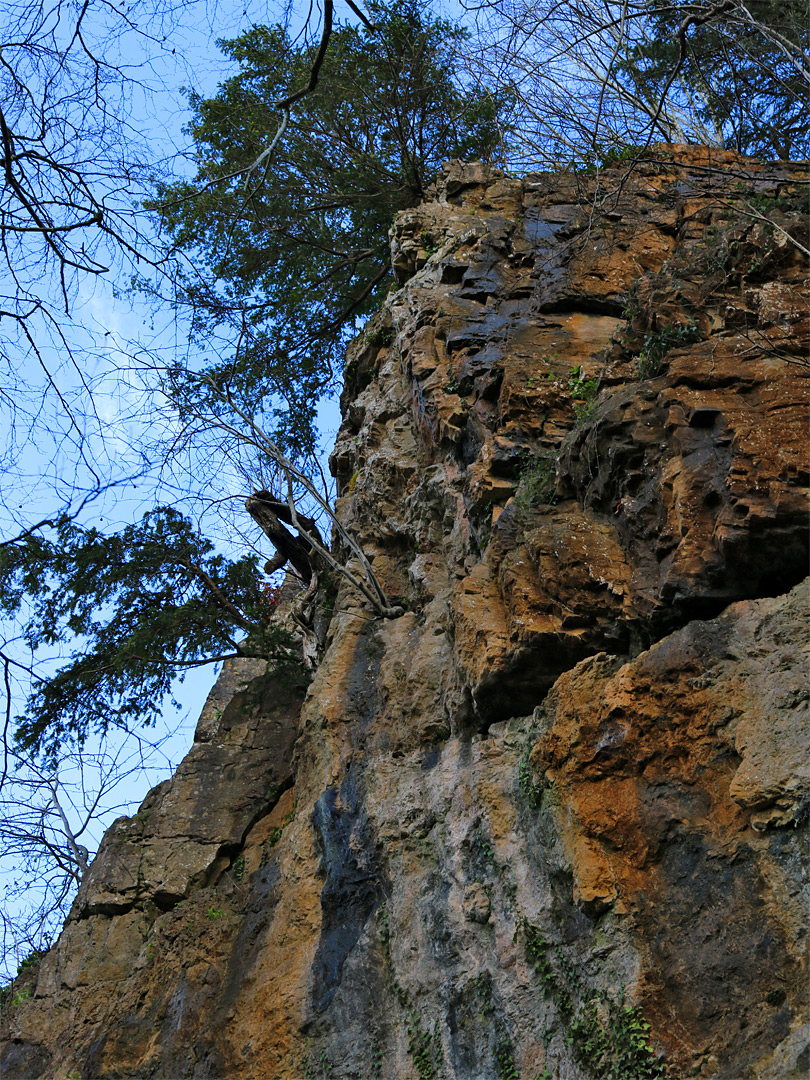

{"left": 618, "top": 0, "right": 809, "bottom": 159}
{"left": 0, "top": 509, "right": 298, "bottom": 757}
{"left": 150, "top": 0, "right": 508, "bottom": 456}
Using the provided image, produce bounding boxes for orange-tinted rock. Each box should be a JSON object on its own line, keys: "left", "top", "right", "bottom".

{"left": 525, "top": 580, "right": 809, "bottom": 1077}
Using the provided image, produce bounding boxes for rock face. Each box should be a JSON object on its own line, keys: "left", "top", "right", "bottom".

{"left": 2, "top": 148, "right": 808, "bottom": 1080}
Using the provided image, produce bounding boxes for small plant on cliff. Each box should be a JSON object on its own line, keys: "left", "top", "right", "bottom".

{"left": 16, "top": 949, "right": 46, "bottom": 975}
{"left": 515, "top": 452, "right": 559, "bottom": 518}
{"left": 634, "top": 322, "right": 702, "bottom": 380}
{"left": 10, "top": 986, "right": 31, "bottom": 1007}
{"left": 0, "top": 952, "right": 46, "bottom": 1011}
{"left": 421, "top": 230, "right": 441, "bottom": 256}
{"left": 493, "top": 1035, "right": 521, "bottom": 1080}
{"left": 518, "top": 742, "right": 544, "bottom": 808}
{"left": 475, "top": 971, "right": 495, "bottom": 1017}
{"left": 514, "top": 916, "right": 577, "bottom": 1014}
{"left": 515, "top": 910, "right": 667, "bottom": 1080}
{"left": 366, "top": 325, "right": 395, "bottom": 351}
{"left": 303, "top": 1050, "right": 334, "bottom": 1079}
{"left": 378, "top": 903, "right": 445, "bottom": 1075}
{"left": 567, "top": 366, "right": 600, "bottom": 425}
{"left": 264, "top": 801, "right": 297, "bottom": 853}
{"left": 370, "top": 1036, "right": 384, "bottom": 1076}
{"left": 568, "top": 988, "right": 666, "bottom": 1080}
{"left": 377, "top": 902, "right": 408, "bottom": 1006}
{"left": 407, "top": 1015, "right": 441, "bottom": 1080}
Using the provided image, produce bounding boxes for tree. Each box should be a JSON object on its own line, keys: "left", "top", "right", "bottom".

{"left": 616, "top": 0, "right": 810, "bottom": 160}
{"left": 0, "top": 0, "right": 197, "bottom": 526}
{"left": 148, "top": 0, "right": 508, "bottom": 458}
{"left": 461, "top": 1, "right": 809, "bottom": 170}
{"left": 0, "top": 506, "right": 305, "bottom": 758}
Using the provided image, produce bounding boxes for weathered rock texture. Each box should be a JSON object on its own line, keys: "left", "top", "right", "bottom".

{"left": 2, "top": 148, "right": 808, "bottom": 1080}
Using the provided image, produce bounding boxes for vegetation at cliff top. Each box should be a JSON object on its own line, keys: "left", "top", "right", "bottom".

{"left": 466, "top": 0, "right": 809, "bottom": 169}
{"left": 148, "top": 0, "right": 508, "bottom": 458}
{"left": 615, "top": 0, "right": 809, "bottom": 161}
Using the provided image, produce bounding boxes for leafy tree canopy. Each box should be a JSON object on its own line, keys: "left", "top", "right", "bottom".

{"left": 0, "top": 509, "right": 298, "bottom": 759}
{"left": 618, "top": 0, "right": 810, "bottom": 160}
{"left": 150, "top": 0, "right": 508, "bottom": 458}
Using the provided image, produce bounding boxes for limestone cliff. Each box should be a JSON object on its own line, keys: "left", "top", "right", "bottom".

{"left": 2, "top": 148, "right": 808, "bottom": 1080}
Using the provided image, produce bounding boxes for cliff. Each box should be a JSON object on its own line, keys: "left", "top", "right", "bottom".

{"left": 2, "top": 147, "right": 808, "bottom": 1080}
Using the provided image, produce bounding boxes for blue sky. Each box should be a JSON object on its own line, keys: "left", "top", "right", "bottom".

{"left": 0, "top": 0, "right": 332, "bottom": 976}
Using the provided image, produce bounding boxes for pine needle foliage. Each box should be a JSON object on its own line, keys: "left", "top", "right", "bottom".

{"left": 618, "top": 0, "right": 809, "bottom": 160}
{"left": 149, "top": 0, "right": 508, "bottom": 457}
{"left": 0, "top": 509, "right": 298, "bottom": 758}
